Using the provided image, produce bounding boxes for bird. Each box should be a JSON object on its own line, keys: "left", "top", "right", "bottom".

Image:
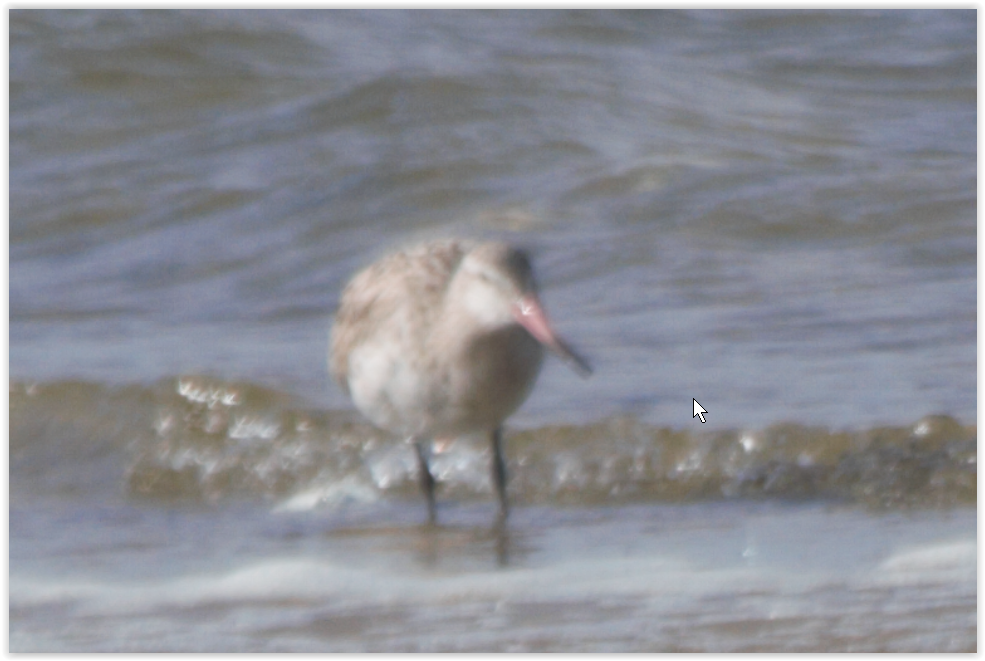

{"left": 330, "top": 239, "right": 591, "bottom": 523}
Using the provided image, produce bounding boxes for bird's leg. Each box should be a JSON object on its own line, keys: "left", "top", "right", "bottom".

{"left": 413, "top": 438, "right": 436, "bottom": 524}
{"left": 491, "top": 426, "right": 509, "bottom": 520}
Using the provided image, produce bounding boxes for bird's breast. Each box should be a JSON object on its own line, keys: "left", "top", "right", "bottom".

{"left": 432, "top": 323, "right": 545, "bottom": 434}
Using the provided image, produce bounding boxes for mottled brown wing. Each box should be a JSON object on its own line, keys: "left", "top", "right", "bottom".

{"left": 329, "top": 240, "right": 468, "bottom": 395}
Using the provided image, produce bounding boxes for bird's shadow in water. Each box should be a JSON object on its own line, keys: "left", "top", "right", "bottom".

{"left": 414, "top": 518, "right": 518, "bottom": 569}
{"left": 321, "top": 506, "right": 529, "bottom": 570}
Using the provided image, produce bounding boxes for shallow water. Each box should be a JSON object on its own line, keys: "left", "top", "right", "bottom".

{"left": 9, "top": 498, "right": 977, "bottom": 652}
{"left": 9, "top": 9, "right": 976, "bottom": 652}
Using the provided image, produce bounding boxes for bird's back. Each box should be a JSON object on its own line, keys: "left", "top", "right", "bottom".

{"left": 330, "top": 241, "right": 470, "bottom": 431}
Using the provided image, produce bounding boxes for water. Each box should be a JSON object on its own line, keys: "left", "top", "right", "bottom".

{"left": 10, "top": 501, "right": 977, "bottom": 652}
{"left": 9, "top": 9, "right": 976, "bottom": 651}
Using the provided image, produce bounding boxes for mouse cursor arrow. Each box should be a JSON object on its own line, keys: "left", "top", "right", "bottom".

{"left": 692, "top": 399, "right": 708, "bottom": 423}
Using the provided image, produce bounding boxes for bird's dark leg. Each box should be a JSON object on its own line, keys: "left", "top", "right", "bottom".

{"left": 491, "top": 426, "right": 509, "bottom": 520}
{"left": 414, "top": 438, "right": 436, "bottom": 524}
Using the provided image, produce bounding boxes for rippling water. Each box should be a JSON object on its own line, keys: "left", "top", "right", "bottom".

{"left": 9, "top": 9, "right": 976, "bottom": 652}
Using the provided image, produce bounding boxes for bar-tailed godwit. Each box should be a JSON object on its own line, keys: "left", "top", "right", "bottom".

{"left": 330, "top": 239, "right": 591, "bottom": 522}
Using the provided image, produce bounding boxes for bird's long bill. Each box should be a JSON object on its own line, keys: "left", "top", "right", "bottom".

{"left": 514, "top": 294, "right": 593, "bottom": 377}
